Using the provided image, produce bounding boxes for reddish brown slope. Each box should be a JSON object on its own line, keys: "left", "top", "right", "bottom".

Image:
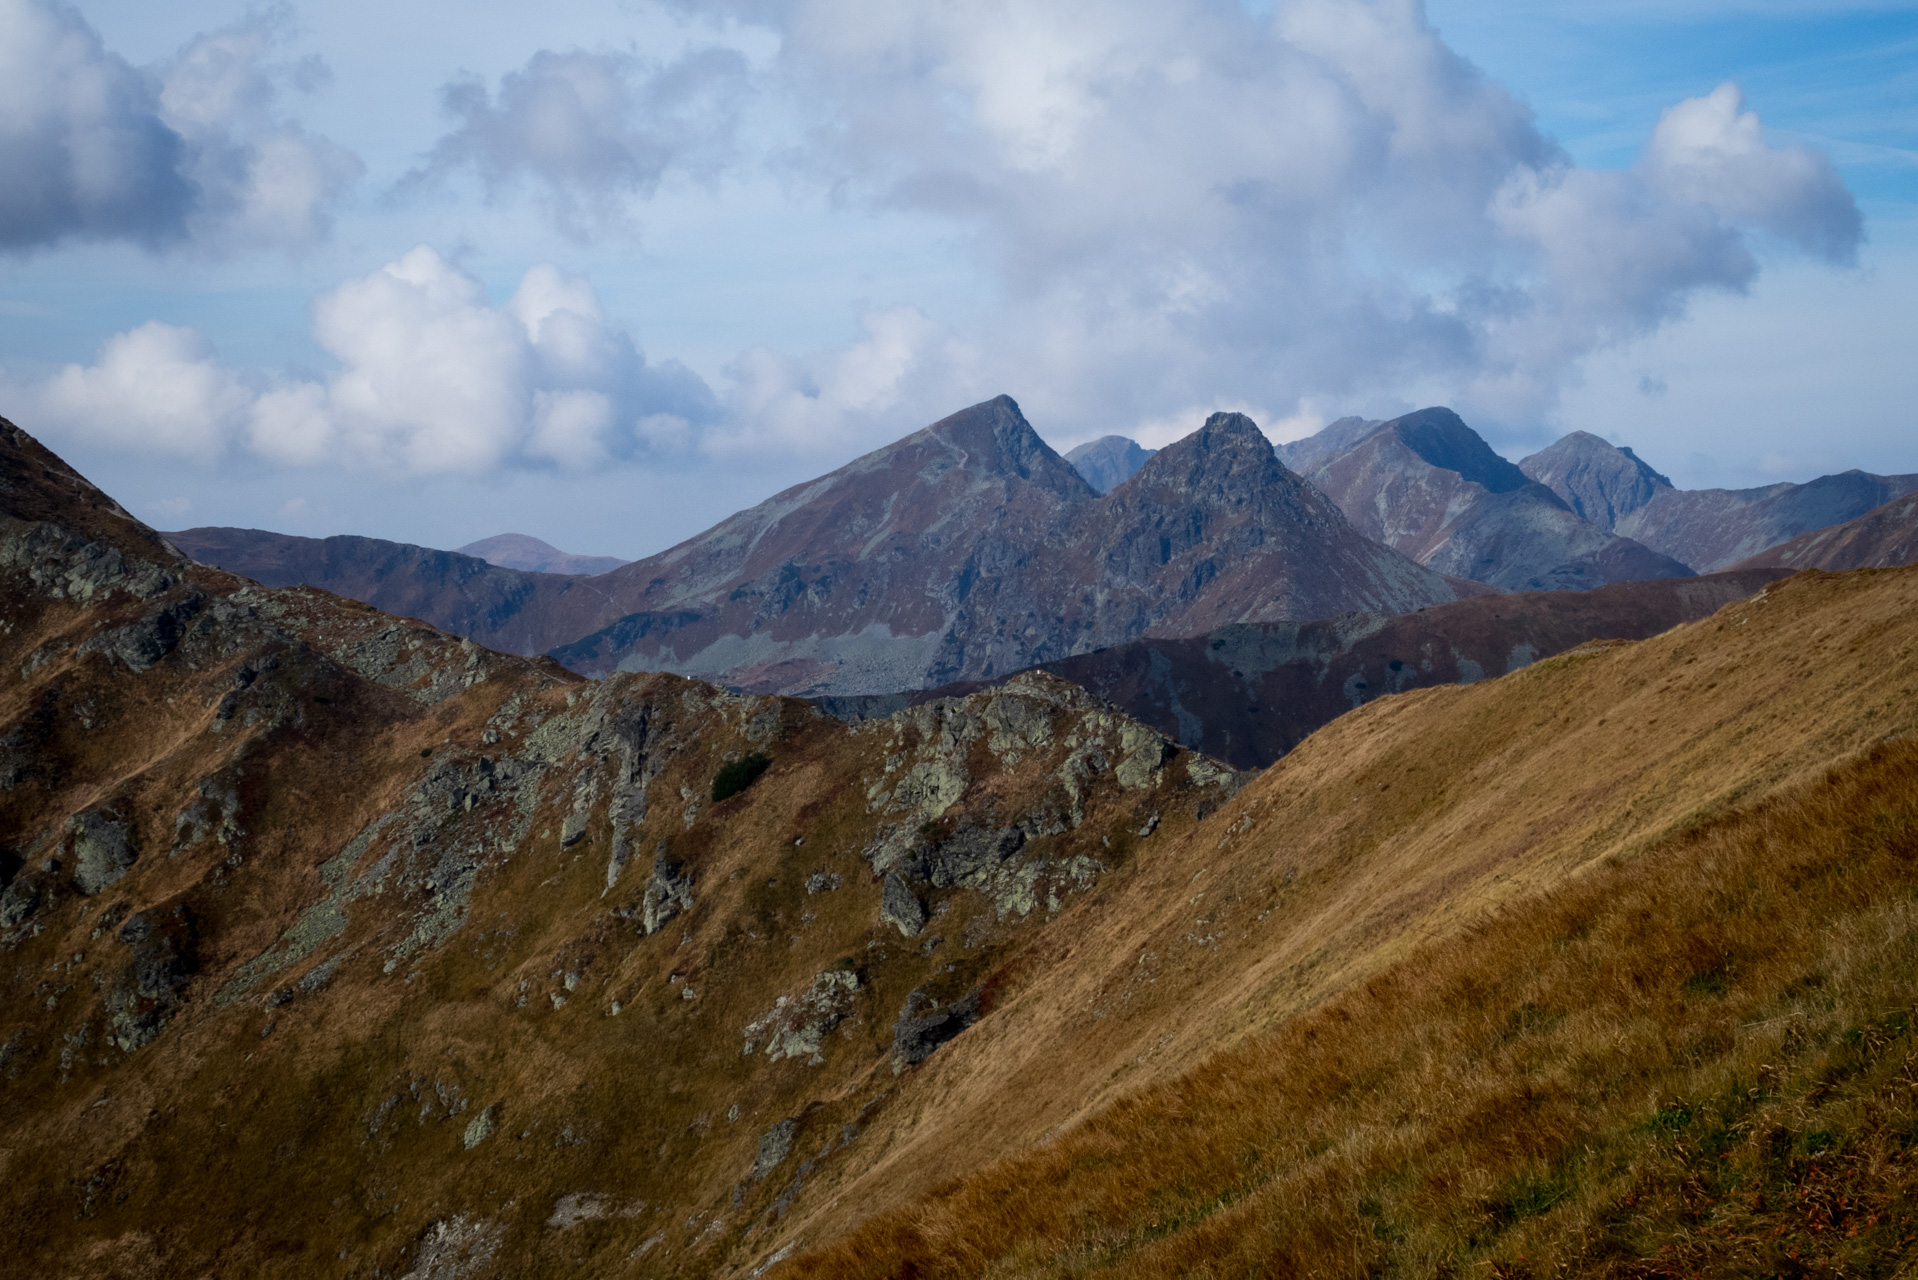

{"left": 1729, "top": 488, "right": 1918, "bottom": 572}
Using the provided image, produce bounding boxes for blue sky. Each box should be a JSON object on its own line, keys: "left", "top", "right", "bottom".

{"left": 1, "top": 0, "right": 1912, "bottom": 558}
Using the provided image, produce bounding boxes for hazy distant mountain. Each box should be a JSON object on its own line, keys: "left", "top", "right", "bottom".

{"left": 1729, "top": 490, "right": 1918, "bottom": 573}
{"left": 1290, "top": 408, "right": 1692, "bottom": 592}
{"left": 1275, "top": 414, "right": 1384, "bottom": 475}
{"left": 456, "top": 532, "right": 627, "bottom": 576}
{"left": 1519, "top": 432, "right": 1918, "bottom": 571}
{"left": 553, "top": 397, "right": 1456, "bottom": 694}
{"left": 160, "top": 527, "right": 617, "bottom": 657}
{"left": 1064, "top": 435, "right": 1156, "bottom": 494}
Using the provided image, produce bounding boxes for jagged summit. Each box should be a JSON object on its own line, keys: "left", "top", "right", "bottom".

{"left": 1519, "top": 430, "right": 1673, "bottom": 526}
{"left": 551, "top": 401, "right": 1456, "bottom": 693}
{"left": 1388, "top": 407, "right": 1530, "bottom": 494}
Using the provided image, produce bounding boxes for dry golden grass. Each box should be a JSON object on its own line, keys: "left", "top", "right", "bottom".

{"left": 787, "top": 731, "right": 1918, "bottom": 1279}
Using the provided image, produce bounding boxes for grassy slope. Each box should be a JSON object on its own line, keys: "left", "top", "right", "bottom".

{"left": 772, "top": 566, "right": 1918, "bottom": 1276}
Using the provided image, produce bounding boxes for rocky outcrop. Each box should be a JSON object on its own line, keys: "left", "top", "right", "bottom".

{"left": 891, "top": 986, "right": 982, "bottom": 1071}
{"left": 1518, "top": 431, "right": 1918, "bottom": 571}
{"left": 1064, "top": 435, "right": 1156, "bottom": 494}
{"left": 1294, "top": 408, "right": 1692, "bottom": 591}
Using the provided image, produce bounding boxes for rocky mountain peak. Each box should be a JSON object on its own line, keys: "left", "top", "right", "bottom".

{"left": 1387, "top": 408, "right": 1530, "bottom": 494}
{"left": 906, "top": 394, "right": 1094, "bottom": 498}
{"left": 1519, "top": 431, "right": 1674, "bottom": 528}
{"left": 1123, "top": 411, "right": 1287, "bottom": 497}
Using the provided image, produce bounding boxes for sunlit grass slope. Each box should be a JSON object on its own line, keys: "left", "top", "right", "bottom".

{"left": 778, "top": 567, "right": 1918, "bottom": 1277}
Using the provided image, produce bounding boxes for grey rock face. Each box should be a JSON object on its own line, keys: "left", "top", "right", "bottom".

{"left": 892, "top": 986, "right": 982, "bottom": 1071}
{"left": 462, "top": 1104, "right": 498, "bottom": 1149}
{"left": 1518, "top": 430, "right": 1672, "bottom": 527}
{"left": 640, "top": 851, "right": 693, "bottom": 936}
{"left": 752, "top": 1119, "right": 798, "bottom": 1180}
{"left": 69, "top": 809, "right": 136, "bottom": 896}
{"left": 880, "top": 871, "right": 927, "bottom": 937}
{"left": 1064, "top": 435, "right": 1156, "bottom": 494}
{"left": 742, "top": 970, "right": 860, "bottom": 1062}
{"left": 1298, "top": 407, "right": 1692, "bottom": 592}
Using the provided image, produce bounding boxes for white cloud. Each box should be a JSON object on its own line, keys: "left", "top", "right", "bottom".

{"left": 0, "top": 0, "right": 359, "bottom": 253}
{"left": 669, "top": 0, "right": 1863, "bottom": 436}
{"left": 22, "top": 247, "right": 719, "bottom": 476}
{"left": 31, "top": 323, "right": 250, "bottom": 459}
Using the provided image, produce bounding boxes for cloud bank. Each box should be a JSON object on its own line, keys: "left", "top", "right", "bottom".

{"left": 6, "top": 0, "right": 1867, "bottom": 477}
{"left": 17, "top": 248, "right": 716, "bottom": 474}
{"left": 0, "top": 0, "right": 360, "bottom": 253}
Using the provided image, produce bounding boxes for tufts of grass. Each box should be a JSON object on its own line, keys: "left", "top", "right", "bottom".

{"left": 784, "top": 734, "right": 1918, "bottom": 1279}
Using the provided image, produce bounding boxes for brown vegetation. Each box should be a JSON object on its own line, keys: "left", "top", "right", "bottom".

{"left": 788, "top": 714, "right": 1918, "bottom": 1278}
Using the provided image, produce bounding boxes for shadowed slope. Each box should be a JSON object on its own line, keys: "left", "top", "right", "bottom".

{"left": 1727, "top": 488, "right": 1918, "bottom": 572}
{"left": 1298, "top": 408, "right": 1691, "bottom": 591}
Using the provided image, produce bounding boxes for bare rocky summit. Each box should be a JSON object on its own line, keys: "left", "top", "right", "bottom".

{"left": 164, "top": 398, "right": 1454, "bottom": 696}
{"left": 1518, "top": 431, "right": 1918, "bottom": 571}
{"left": 1291, "top": 408, "right": 1693, "bottom": 591}
{"left": 456, "top": 532, "right": 627, "bottom": 576}
{"left": 552, "top": 399, "right": 1456, "bottom": 694}
{"left": 1063, "top": 435, "right": 1156, "bottom": 494}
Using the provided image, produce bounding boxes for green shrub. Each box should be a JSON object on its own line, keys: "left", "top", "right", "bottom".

{"left": 711, "top": 751, "right": 772, "bottom": 803}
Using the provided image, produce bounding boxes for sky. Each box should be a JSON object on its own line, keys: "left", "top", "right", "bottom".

{"left": 0, "top": 0, "right": 1912, "bottom": 559}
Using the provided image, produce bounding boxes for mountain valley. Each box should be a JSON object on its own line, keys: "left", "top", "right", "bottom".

{"left": 5, "top": 403, "right": 1918, "bottom": 1278}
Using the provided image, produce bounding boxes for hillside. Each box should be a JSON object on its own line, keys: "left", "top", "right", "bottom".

{"left": 161, "top": 525, "right": 616, "bottom": 657}
{"left": 0, "top": 414, "right": 1243, "bottom": 1278}
{"left": 772, "top": 561, "right": 1918, "bottom": 1277}
{"left": 8, "top": 407, "right": 1918, "bottom": 1279}
{"left": 817, "top": 568, "right": 1780, "bottom": 769}
{"left": 1520, "top": 431, "right": 1918, "bottom": 571}
{"left": 1730, "top": 489, "right": 1918, "bottom": 573}
{"left": 1292, "top": 408, "right": 1693, "bottom": 591}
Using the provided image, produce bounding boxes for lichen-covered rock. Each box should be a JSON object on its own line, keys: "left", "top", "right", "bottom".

{"left": 641, "top": 851, "right": 694, "bottom": 936}
{"left": 752, "top": 1119, "right": 797, "bottom": 1180}
{"left": 462, "top": 1104, "right": 497, "bottom": 1150}
{"left": 892, "top": 986, "right": 982, "bottom": 1071}
{"left": 880, "top": 872, "right": 926, "bottom": 937}
{"left": 108, "top": 905, "right": 198, "bottom": 1052}
{"left": 743, "top": 970, "right": 860, "bottom": 1062}
{"left": 69, "top": 809, "right": 136, "bottom": 896}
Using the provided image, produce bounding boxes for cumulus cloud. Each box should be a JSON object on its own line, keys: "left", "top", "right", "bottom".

{"left": 0, "top": 0, "right": 359, "bottom": 252}
{"left": 21, "top": 248, "right": 717, "bottom": 475}
{"left": 678, "top": 0, "right": 1863, "bottom": 431}
{"left": 406, "top": 46, "right": 750, "bottom": 235}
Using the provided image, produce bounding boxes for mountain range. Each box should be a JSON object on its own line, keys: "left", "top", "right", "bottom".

{"left": 177, "top": 397, "right": 1458, "bottom": 696}
{"left": 161, "top": 397, "right": 1918, "bottom": 709}
{"left": 8, "top": 410, "right": 1918, "bottom": 1278}
{"left": 1517, "top": 429, "right": 1918, "bottom": 571}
